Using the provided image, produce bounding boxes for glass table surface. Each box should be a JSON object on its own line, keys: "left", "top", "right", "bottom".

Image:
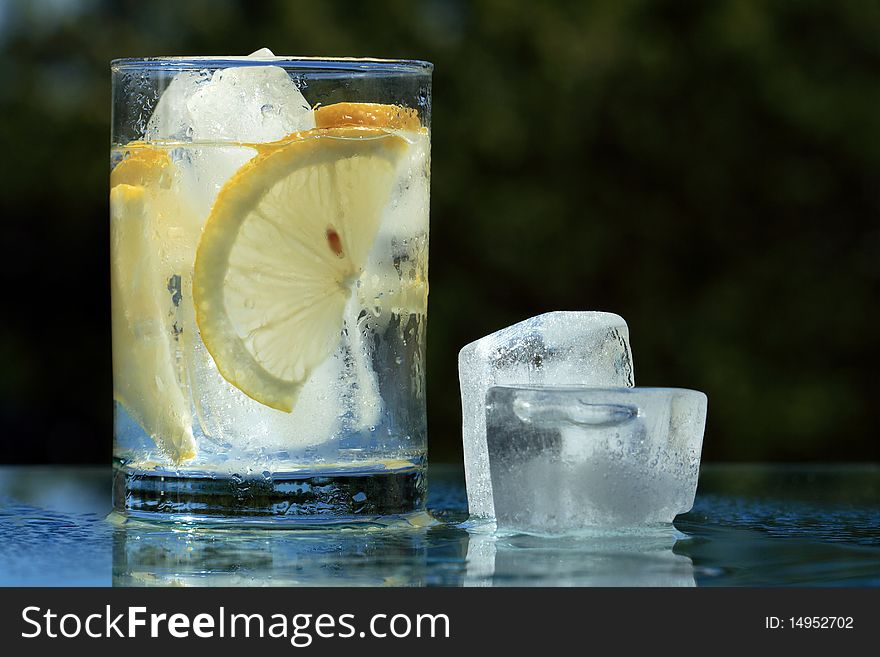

{"left": 0, "top": 464, "right": 878, "bottom": 587}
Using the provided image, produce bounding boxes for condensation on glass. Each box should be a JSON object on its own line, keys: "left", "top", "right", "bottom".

{"left": 110, "top": 56, "right": 432, "bottom": 523}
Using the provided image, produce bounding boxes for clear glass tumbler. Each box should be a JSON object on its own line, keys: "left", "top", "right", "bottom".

{"left": 110, "top": 56, "right": 432, "bottom": 523}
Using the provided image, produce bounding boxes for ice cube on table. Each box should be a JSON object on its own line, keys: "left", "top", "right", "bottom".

{"left": 484, "top": 386, "right": 707, "bottom": 535}
{"left": 459, "top": 311, "right": 635, "bottom": 518}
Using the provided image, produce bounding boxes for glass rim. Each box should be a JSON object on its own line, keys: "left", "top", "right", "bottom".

{"left": 110, "top": 56, "right": 433, "bottom": 75}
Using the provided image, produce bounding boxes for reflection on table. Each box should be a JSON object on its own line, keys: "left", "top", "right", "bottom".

{"left": 111, "top": 518, "right": 693, "bottom": 587}
{"left": 464, "top": 526, "right": 694, "bottom": 587}
{"left": 1, "top": 465, "right": 878, "bottom": 586}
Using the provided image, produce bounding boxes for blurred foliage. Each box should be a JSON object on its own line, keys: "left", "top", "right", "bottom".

{"left": 0, "top": 0, "right": 878, "bottom": 463}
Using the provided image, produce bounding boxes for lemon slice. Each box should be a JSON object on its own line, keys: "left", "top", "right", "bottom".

{"left": 315, "top": 102, "right": 421, "bottom": 131}
{"left": 193, "top": 127, "right": 408, "bottom": 412}
{"left": 110, "top": 163, "right": 197, "bottom": 462}
{"left": 111, "top": 144, "right": 173, "bottom": 187}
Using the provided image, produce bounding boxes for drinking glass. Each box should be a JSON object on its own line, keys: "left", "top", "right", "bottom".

{"left": 110, "top": 56, "right": 432, "bottom": 523}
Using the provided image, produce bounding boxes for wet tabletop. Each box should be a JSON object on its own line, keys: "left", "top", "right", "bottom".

{"left": 0, "top": 464, "right": 878, "bottom": 586}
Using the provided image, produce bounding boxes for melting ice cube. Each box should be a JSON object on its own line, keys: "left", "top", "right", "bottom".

{"left": 484, "top": 386, "right": 707, "bottom": 534}
{"left": 458, "top": 311, "right": 635, "bottom": 518}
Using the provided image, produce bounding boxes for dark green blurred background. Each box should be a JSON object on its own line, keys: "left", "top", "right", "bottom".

{"left": 1, "top": 0, "right": 878, "bottom": 464}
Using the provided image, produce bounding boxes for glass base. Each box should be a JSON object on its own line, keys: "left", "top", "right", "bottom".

{"left": 112, "top": 459, "right": 427, "bottom": 527}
